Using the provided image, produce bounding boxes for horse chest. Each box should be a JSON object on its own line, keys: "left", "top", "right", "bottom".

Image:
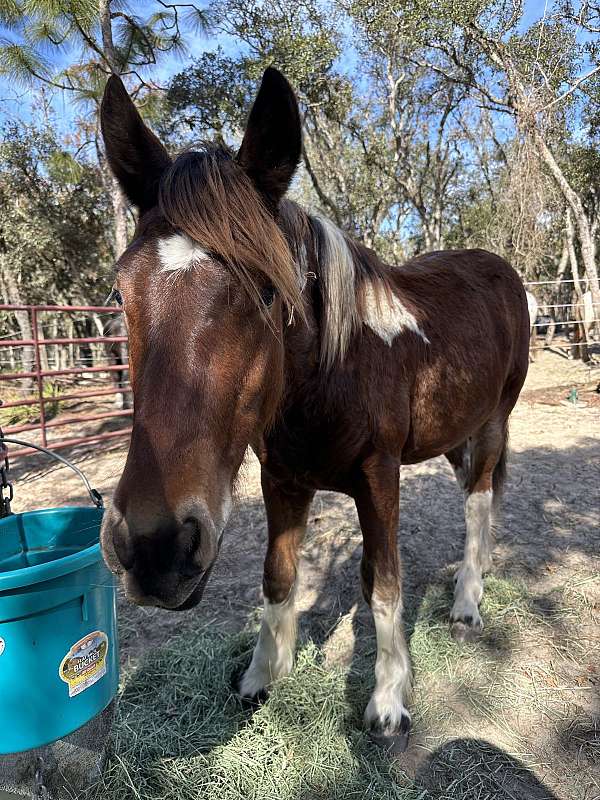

{"left": 263, "top": 405, "right": 370, "bottom": 492}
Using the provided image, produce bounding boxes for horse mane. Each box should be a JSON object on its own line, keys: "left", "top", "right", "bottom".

{"left": 278, "top": 201, "right": 395, "bottom": 369}
{"left": 157, "top": 146, "right": 304, "bottom": 320}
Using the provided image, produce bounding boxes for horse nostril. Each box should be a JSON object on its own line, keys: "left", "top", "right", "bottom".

{"left": 182, "top": 516, "right": 217, "bottom": 571}
{"left": 181, "top": 517, "right": 200, "bottom": 552}
{"left": 113, "top": 527, "right": 135, "bottom": 571}
{"left": 176, "top": 517, "right": 201, "bottom": 573}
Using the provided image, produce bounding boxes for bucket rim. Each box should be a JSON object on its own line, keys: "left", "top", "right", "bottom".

{"left": 0, "top": 505, "right": 106, "bottom": 591}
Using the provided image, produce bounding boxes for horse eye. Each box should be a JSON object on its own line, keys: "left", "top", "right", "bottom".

{"left": 261, "top": 285, "right": 276, "bottom": 307}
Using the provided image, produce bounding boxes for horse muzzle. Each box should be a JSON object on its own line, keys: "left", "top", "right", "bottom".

{"left": 100, "top": 503, "right": 222, "bottom": 610}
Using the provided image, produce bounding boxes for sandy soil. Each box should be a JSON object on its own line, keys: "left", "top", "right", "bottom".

{"left": 5, "top": 349, "right": 600, "bottom": 799}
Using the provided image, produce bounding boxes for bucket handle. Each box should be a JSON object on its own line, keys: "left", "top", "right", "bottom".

{"left": 0, "top": 438, "right": 103, "bottom": 509}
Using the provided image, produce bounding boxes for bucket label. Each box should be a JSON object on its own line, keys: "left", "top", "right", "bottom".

{"left": 59, "top": 631, "right": 109, "bottom": 698}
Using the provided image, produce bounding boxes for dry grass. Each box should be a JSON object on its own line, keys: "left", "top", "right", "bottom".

{"left": 88, "top": 634, "right": 421, "bottom": 800}
{"left": 88, "top": 571, "right": 599, "bottom": 800}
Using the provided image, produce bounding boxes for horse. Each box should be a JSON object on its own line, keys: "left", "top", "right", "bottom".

{"left": 571, "top": 289, "right": 596, "bottom": 361}
{"left": 99, "top": 68, "right": 530, "bottom": 752}
{"left": 526, "top": 290, "right": 539, "bottom": 362}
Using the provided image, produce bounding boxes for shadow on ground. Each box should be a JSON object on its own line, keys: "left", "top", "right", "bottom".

{"left": 415, "top": 738, "right": 560, "bottom": 800}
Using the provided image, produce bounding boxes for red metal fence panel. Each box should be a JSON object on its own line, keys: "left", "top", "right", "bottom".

{"left": 0, "top": 304, "right": 132, "bottom": 458}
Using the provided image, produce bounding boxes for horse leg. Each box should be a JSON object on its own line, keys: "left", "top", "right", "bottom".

{"left": 446, "top": 420, "right": 506, "bottom": 642}
{"left": 239, "top": 472, "right": 314, "bottom": 700}
{"left": 354, "top": 454, "right": 411, "bottom": 753}
{"left": 529, "top": 324, "right": 536, "bottom": 363}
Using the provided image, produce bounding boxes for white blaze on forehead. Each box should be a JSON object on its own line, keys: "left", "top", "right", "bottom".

{"left": 363, "top": 281, "right": 430, "bottom": 345}
{"left": 158, "top": 233, "right": 211, "bottom": 273}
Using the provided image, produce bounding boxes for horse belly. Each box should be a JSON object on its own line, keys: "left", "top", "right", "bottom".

{"left": 400, "top": 366, "right": 509, "bottom": 464}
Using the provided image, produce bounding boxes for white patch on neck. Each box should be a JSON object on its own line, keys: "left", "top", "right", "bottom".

{"left": 158, "top": 233, "right": 210, "bottom": 273}
{"left": 363, "top": 282, "right": 429, "bottom": 346}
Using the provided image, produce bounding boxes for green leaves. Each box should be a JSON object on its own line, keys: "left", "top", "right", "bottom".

{"left": 0, "top": 0, "right": 597, "bottom": 297}
{"left": 0, "top": 40, "right": 53, "bottom": 83}
{"left": 0, "top": 118, "right": 114, "bottom": 304}
{"left": 47, "top": 149, "right": 85, "bottom": 182}
{"left": 0, "top": 1, "right": 204, "bottom": 104}
{"left": 165, "top": 50, "right": 251, "bottom": 137}
{"left": 0, "top": 0, "right": 24, "bottom": 26}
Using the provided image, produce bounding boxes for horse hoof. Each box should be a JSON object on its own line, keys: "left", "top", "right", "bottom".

{"left": 231, "top": 665, "right": 268, "bottom": 708}
{"left": 239, "top": 688, "right": 268, "bottom": 710}
{"left": 368, "top": 714, "right": 410, "bottom": 754}
{"left": 450, "top": 620, "right": 481, "bottom": 643}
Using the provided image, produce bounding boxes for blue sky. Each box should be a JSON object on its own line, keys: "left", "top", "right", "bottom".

{"left": 0, "top": 0, "right": 583, "bottom": 136}
{"left": 0, "top": 1, "right": 220, "bottom": 130}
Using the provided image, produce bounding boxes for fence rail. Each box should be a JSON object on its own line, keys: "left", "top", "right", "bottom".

{"left": 0, "top": 304, "right": 131, "bottom": 458}
{"left": 523, "top": 281, "right": 599, "bottom": 354}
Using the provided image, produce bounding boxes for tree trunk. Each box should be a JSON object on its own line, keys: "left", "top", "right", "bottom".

{"left": 37, "top": 315, "right": 49, "bottom": 373}
{"left": 110, "top": 178, "right": 129, "bottom": 255}
{"left": 544, "top": 238, "right": 569, "bottom": 346}
{"left": 566, "top": 209, "right": 590, "bottom": 361}
{"left": 0, "top": 265, "right": 34, "bottom": 390}
{"left": 99, "top": 0, "right": 130, "bottom": 257}
{"left": 532, "top": 131, "right": 600, "bottom": 316}
{"left": 99, "top": 0, "right": 118, "bottom": 68}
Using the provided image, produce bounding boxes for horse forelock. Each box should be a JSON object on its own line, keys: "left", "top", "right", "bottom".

{"left": 155, "top": 149, "right": 426, "bottom": 366}
{"left": 156, "top": 147, "right": 304, "bottom": 319}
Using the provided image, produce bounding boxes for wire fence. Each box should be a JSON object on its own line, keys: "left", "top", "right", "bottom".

{"left": 523, "top": 281, "right": 599, "bottom": 355}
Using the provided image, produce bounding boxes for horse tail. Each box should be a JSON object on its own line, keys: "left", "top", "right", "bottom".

{"left": 492, "top": 425, "right": 509, "bottom": 512}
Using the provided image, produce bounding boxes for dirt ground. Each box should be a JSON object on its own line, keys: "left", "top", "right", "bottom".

{"left": 6, "top": 348, "right": 600, "bottom": 799}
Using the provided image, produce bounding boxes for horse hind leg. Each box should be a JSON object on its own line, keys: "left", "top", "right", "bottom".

{"left": 445, "top": 422, "right": 507, "bottom": 642}
{"left": 529, "top": 325, "right": 537, "bottom": 363}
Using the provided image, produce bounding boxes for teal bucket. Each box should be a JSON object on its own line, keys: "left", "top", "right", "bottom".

{"left": 0, "top": 458, "right": 119, "bottom": 754}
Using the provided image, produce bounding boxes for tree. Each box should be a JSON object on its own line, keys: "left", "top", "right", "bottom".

{"left": 0, "top": 117, "right": 113, "bottom": 304}
{"left": 377, "top": 0, "right": 600, "bottom": 310}
{"left": 0, "top": 112, "right": 114, "bottom": 374}
{"left": 0, "top": 0, "right": 208, "bottom": 255}
{"left": 164, "top": 0, "right": 476, "bottom": 259}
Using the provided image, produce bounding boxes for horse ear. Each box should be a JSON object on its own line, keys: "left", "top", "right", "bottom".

{"left": 101, "top": 75, "right": 171, "bottom": 212}
{"left": 236, "top": 67, "right": 302, "bottom": 208}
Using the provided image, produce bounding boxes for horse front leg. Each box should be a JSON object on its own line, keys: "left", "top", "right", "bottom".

{"left": 239, "top": 471, "right": 314, "bottom": 701}
{"left": 354, "top": 454, "right": 411, "bottom": 753}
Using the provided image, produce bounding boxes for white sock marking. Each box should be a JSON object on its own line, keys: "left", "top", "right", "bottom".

{"left": 452, "top": 489, "right": 493, "bottom": 627}
{"left": 239, "top": 586, "right": 297, "bottom": 698}
{"left": 364, "top": 592, "right": 411, "bottom": 733}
